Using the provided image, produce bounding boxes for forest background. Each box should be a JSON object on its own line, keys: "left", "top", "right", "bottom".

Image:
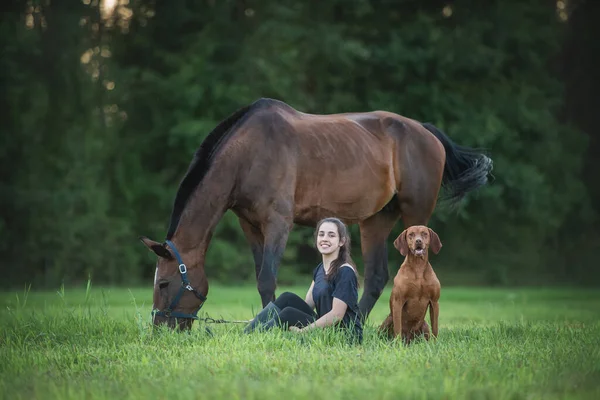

{"left": 1, "top": 0, "right": 598, "bottom": 290}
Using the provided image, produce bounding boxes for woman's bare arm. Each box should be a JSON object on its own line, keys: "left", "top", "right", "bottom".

{"left": 299, "top": 297, "right": 347, "bottom": 331}
{"left": 305, "top": 281, "right": 316, "bottom": 309}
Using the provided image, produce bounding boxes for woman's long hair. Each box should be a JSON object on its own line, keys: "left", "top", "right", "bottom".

{"left": 314, "top": 217, "right": 359, "bottom": 285}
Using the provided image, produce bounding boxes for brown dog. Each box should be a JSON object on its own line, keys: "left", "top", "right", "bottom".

{"left": 379, "top": 225, "right": 442, "bottom": 344}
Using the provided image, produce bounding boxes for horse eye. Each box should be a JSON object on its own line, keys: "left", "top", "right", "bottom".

{"left": 159, "top": 282, "right": 169, "bottom": 289}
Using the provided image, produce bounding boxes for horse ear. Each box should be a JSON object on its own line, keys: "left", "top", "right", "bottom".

{"left": 393, "top": 230, "right": 409, "bottom": 256}
{"left": 428, "top": 228, "right": 442, "bottom": 254}
{"left": 139, "top": 236, "right": 173, "bottom": 260}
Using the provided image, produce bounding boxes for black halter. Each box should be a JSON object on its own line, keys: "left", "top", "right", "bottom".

{"left": 151, "top": 240, "right": 207, "bottom": 320}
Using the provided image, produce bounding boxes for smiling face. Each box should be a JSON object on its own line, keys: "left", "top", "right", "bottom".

{"left": 316, "top": 221, "right": 345, "bottom": 256}
{"left": 394, "top": 225, "right": 442, "bottom": 258}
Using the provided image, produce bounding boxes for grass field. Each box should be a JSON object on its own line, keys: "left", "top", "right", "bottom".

{"left": 1, "top": 283, "right": 599, "bottom": 400}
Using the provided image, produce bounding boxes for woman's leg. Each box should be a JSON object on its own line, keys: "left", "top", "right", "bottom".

{"left": 275, "top": 306, "right": 316, "bottom": 328}
{"left": 243, "top": 301, "right": 281, "bottom": 334}
{"left": 244, "top": 291, "right": 315, "bottom": 333}
{"left": 273, "top": 292, "right": 315, "bottom": 315}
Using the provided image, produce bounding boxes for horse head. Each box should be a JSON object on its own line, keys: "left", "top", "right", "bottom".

{"left": 140, "top": 236, "right": 208, "bottom": 330}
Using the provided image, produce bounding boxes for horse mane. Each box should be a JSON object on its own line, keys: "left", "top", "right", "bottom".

{"left": 165, "top": 102, "right": 259, "bottom": 239}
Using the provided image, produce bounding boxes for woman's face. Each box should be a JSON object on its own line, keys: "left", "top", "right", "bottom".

{"left": 316, "top": 221, "right": 344, "bottom": 256}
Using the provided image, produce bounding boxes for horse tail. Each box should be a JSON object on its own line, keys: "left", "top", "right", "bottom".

{"left": 421, "top": 122, "right": 494, "bottom": 205}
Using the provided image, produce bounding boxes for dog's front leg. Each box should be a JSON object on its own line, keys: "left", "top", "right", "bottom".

{"left": 392, "top": 296, "right": 405, "bottom": 339}
{"left": 429, "top": 300, "right": 439, "bottom": 338}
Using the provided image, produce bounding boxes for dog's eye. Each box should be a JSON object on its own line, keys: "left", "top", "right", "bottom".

{"left": 422, "top": 232, "right": 428, "bottom": 237}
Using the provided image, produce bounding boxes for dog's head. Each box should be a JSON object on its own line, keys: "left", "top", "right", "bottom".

{"left": 393, "top": 225, "right": 442, "bottom": 258}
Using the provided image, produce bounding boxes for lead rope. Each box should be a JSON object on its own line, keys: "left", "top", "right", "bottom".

{"left": 197, "top": 315, "right": 250, "bottom": 324}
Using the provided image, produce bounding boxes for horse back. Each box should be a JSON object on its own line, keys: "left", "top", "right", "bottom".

{"left": 227, "top": 102, "right": 444, "bottom": 224}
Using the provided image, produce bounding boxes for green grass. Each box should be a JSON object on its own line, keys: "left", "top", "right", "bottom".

{"left": 1, "top": 284, "right": 599, "bottom": 400}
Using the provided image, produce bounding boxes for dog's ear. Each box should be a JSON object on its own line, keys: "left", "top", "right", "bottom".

{"left": 393, "top": 230, "right": 409, "bottom": 256}
{"left": 428, "top": 228, "right": 442, "bottom": 254}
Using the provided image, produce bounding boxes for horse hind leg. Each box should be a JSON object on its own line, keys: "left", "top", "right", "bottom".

{"left": 358, "top": 198, "right": 401, "bottom": 321}
{"left": 398, "top": 171, "right": 442, "bottom": 229}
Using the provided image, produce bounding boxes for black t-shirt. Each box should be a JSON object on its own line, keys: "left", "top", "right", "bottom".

{"left": 312, "top": 263, "right": 363, "bottom": 343}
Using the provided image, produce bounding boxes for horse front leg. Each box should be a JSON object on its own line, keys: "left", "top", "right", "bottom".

{"left": 358, "top": 206, "right": 401, "bottom": 321}
{"left": 257, "top": 215, "right": 292, "bottom": 308}
{"left": 238, "top": 218, "right": 265, "bottom": 284}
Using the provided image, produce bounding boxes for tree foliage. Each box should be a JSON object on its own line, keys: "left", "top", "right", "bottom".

{"left": 1, "top": 0, "right": 597, "bottom": 288}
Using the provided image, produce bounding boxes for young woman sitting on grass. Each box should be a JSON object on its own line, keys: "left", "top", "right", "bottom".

{"left": 243, "top": 217, "right": 363, "bottom": 343}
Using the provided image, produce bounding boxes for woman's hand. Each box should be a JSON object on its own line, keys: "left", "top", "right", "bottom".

{"left": 289, "top": 326, "right": 303, "bottom": 333}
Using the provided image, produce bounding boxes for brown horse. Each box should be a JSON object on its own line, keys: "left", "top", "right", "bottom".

{"left": 140, "top": 98, "right": 492, "bottom": 329}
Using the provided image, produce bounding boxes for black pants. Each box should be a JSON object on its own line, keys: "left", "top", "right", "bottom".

{"left": 272, "top": 292, "right": 317, "bottom": 328}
